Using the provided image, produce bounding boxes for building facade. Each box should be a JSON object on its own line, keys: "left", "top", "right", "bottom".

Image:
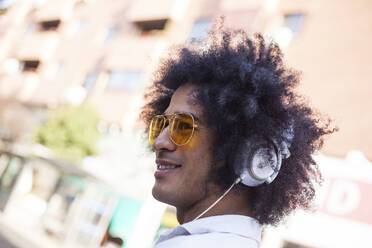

{"left": 0, "top": 0, "right": 371, "bottom": 248}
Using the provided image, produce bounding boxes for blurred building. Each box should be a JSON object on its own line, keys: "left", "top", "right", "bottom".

{"left": 0, "top": 0, "right": 276, "bottom": 132}
{"left": 0, "top": 0, "right": 370, "bottom": 156}
{"left": 0, "top": 0, "right": 371, "bottom": 248}
{"left": 0, "top": 149, "right": 119, "bottom": 248}
{"left": 259, "top": 0, "right": 372, "bottom": 247}
{"left": 262, "top": 0, "right": 372, "bottom": 160}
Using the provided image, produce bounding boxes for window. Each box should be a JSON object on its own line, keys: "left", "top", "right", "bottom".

{"left": 0, "top": 153, "right": 9, "bottom": 176}
{"left": 40, "top": 19, "right": 61, "bottom": 31}
{"left": 21, "top": 60, "right": 40, "bottom": 72}
{"left": 106, "top": 71, "right": 142, "bottom": 91}
{"left": 282, "top": 241, "right": 313, "bottom": 248}
{"left": 128, "top": 0, "right": 177, "bottom": 34}
{"left": 0, "top": 155, "right": 23, "bottom": 211}
{"left": 283, "top": 13, "right": 304, "bottom": 35}
{"left": 188, "top": 19, "right": 211, "bottom": 42}
{"left": 83, "top": 73, "right": 98, "bottom": 91}
{"left": 270, "top": 13, "right": 304, "bottom": 48}
{"left": 103, "top": 26, "right": 117, "bottom": 44}
{"left": 0, "top": 0, "right": 18, "bottom": 10}
{"left": 133, "top": 19, "right": 168, "bottom": 34}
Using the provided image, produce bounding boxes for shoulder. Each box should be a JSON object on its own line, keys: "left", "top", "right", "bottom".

{"left": 155, "top": 215, "right": 262, "bottom": 248}
{"left": 155, "top": 232, "right": 259, "bottom": 248}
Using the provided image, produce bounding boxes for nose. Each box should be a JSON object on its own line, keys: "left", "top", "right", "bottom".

{"left": 152, "top": 126, "right": 177, "bottom": 152}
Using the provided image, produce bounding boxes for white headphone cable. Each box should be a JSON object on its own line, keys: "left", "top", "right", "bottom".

{"left": 193, "top": 177, "right": 242, "bottom": 221}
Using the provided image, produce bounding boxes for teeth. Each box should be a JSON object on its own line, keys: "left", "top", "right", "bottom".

{"left": 157, "top": 164, "right": 178, "bottom": 170}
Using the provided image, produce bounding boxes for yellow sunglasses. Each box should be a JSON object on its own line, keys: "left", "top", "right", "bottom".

{"left": 149, "top": 112, "right": 198, "bottom": 146}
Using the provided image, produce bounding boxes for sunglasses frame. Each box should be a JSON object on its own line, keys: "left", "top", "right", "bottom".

{"left": 149, "top": 112, "right": 198, "bottom": 146}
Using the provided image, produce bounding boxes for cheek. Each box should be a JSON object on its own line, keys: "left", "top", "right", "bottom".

{"left": 183, "top": 136, "right": 211, "bottom": 165}
{"left": 184, "top": 142, "right": 215, "bottom": 182}
{"left": 183, "top": 134, "right": 199, "bottom": 149}
{"left": 185, "top": 127, "right": 214, "bottom": 151}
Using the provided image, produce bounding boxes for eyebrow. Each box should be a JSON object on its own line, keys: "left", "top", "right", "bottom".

{"left": 163, "top": 111, "right": 201, "bottom": 123}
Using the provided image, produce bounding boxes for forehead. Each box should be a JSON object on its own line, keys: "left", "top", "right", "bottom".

{"left": 165, "top": 84, "right": 201, "bottom": 116}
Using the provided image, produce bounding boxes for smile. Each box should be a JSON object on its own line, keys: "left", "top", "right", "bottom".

{"left": 157, "top": 164, "right": 181, "bottom": 170}
{"left": 155, "top": 158, "right": 181, "bottom": 170}
{"left": 154, "top": 159, "right": 182, "bottom": 178}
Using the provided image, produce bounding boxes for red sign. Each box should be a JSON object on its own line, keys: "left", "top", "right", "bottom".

{"left": 320, "top": 177, "right": 372, "bottom": 225}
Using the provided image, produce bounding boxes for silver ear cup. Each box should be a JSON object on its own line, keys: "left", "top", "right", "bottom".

{"left": 234, "top": 139, "right": 281, "bottom": 187}
{"left": 249, "top": 147, "right": 277, "bottom": 180}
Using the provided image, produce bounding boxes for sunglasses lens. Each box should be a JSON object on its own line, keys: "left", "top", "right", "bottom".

{"left": 170, "top": 113, "right": 194, "bottom": 145}
{"left": 149, "top": 116, "right": 165, "bottom": 146}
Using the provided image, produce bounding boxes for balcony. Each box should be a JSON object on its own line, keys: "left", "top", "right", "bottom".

{"left": 34, "top": 0, "right": 75, "bottom": 23}
{"left": 16, "top": 32, "right": 58, "bottom": 62}
{"left": 128, "top": 0, "right": 190, "bottom": 33}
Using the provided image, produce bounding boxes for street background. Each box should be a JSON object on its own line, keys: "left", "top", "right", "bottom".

{"left": 0, "top": 0, "right": 371, "bottom": 247}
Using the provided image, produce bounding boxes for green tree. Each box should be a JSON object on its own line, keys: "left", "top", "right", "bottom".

{"left": 34, "top": 104, "right": 101, "bottom": 163}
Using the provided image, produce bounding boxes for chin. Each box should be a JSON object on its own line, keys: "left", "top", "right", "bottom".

{"left": 152, "top": 185, "right": 169, "bottom": 203}
{"left": 152, "top": 184, "right": 179, "bottom": 207}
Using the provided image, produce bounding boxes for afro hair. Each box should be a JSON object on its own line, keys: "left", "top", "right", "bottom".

{"left": 140, "top": 29, "right": 336, "bottom": 225}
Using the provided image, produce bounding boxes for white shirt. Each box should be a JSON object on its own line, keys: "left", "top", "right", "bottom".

{"left": 155, "top": 215, "right": 262, "bottom": 248}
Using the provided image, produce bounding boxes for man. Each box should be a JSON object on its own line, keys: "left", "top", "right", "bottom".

{"left": 140, "top": 29, "right": 334, "bottom": 247}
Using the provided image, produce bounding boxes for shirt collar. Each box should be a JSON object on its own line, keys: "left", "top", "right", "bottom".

{"left": 181, "top": 215, "right": 262, "bottom": 242}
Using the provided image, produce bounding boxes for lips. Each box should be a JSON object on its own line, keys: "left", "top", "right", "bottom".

{"left": 155, "top": 159, "right": 181, "bottom": 178}
{"left": 156, "top": 159, "right": 181, "bottom": 169}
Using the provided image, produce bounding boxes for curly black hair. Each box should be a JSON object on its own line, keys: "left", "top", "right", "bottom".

{"left": 140, "top": 29, "right": 335, "bottom": 225}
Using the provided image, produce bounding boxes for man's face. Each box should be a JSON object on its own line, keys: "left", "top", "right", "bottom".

{"left": 151, "top": 84, "right": 218, "bottom": 209}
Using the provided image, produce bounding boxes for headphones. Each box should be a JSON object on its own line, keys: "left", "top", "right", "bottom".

{"left": 233, "top": 133, "right": 293, "bottom": 187}
{"left": 193, "top": 130, "right": 294, "bottom": 220}
{"left": 194, "top": 128, "right": 294, "bottom": 221}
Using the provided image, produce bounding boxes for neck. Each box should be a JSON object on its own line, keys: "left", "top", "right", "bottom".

{"left": 176, "top": 184, "right": 252, "bottom": 224}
